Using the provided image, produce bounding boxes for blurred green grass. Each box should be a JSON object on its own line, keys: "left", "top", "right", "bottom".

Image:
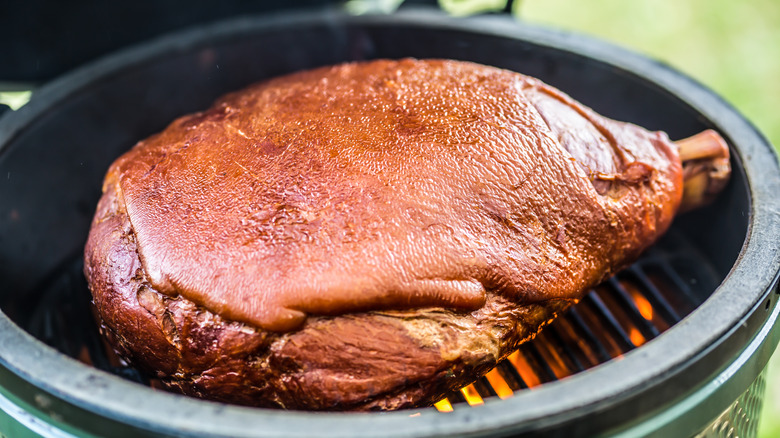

{"left": 514, "top": 1, "right": 779, "bottom": 436}
{"left": 518, "top": 0, "right": 780, "bottom": 152}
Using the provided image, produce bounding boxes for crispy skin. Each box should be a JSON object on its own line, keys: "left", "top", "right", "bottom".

{"left": 84, "top": 59, "right": 683, "bottom": 410}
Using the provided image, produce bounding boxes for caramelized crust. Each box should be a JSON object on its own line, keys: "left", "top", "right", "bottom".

{"left": 84, "top": 59, "right": 685, "bottom": 409}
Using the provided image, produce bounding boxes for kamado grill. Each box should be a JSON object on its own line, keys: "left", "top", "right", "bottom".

{"left": 1, "top": 3, "right": 779, "bottom": 438}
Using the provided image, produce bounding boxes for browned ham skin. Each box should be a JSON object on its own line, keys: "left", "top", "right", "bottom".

{"left": 84, "top": 59, "right": 728, "bottom": 410}
{"left": 105, "top": 59, "right": 683, "bottom": 332}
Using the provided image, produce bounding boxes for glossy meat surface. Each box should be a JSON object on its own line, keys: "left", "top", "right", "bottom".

{"left": 106, "top": 59, "right": 682, "bottom": 333}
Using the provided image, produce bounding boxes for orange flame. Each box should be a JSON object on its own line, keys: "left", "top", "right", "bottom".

{"left": 535, "top": 334, "right": 570, "bottom": 379}
{"left": 629, "top": 327, "right": 646, "bottom": 347}
{"left": 434, "top": 398, "right": 453, "bottom": 412}
{"left": 484, "top": 369, "right": 514, "bottom": 399}
{"left": 632, "top": 290, "right": 654, "bottom": 321}
{"left": 461, "top": 384, "right": 484, "bottom": 406}
{"left": 507, "top": 351, "right": 542, "bottom": 387}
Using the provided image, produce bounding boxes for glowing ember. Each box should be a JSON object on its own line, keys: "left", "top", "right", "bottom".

{"left": 631, "top": 289, "right": 654, "bottom": 321}
{"left": 434, "top": 399, "right": 453, "bottom": 412}
{"left": 461, "top": 385, "right": 484, "bottom": 406}
{"left": 507, "top": 351, "right": 542, "bottom": 388}
{"left": 484, "top": 369, "right": 514, "bottom": 399}
{"left": 629, "top": 327, "right": 646, "bottom": 347}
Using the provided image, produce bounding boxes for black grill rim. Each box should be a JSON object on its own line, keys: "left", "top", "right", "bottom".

{"left": 1, "top": 8, "right": 779, "bottom": 438}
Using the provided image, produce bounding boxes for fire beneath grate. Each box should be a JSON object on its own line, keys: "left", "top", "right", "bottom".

{"left": 16, "top": 229, "right": 719, "bottom": 411}
{"left": 434, "top": 230, "right": 717, "bottom": 411}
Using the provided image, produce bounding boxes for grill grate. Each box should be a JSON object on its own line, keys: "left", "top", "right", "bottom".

{"left": 435, "top": 231, "right": 717, "bottom": 410}
{"left": 16, "top": 229, "right": 719, "bottom": 410}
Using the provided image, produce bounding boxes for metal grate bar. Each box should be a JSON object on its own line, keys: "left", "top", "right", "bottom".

{"left": 494, "top": 361, "right": 528, "bottom": 390}
{"left": 484, "top": 368, "right": 517, "bottom": 399}
{"left": 626, "top": 266, "right": 682, "bottom": 323}
{"left": 606, "top": 277, "right": 660, "bottom": 339}
{"left": 472, "top": 376, "right": 498, "bottom": 399}
{"left": 565, "top": 307, "right": 612, "bottom": 364}
{"left": 522, "top": 343, "right": 559, "bottom": 383}
{"left": 655, "top": 259, "right": 700, "bottom": 309}
{"left": 550, "top": 315, "right": 600, "bottom": 369}
{"left": 533, "top": 334, "right": 571, "bottom": 380}
{"left": 505, "top": 350, "right": 545, "bottom": 388}
{"left": 447, "top": 386, "right": 468, "bottom": 405}
{"left": 547, "top": 325, "right": 586, "bottom": 372}
{"left": 583, "top": 293, "right": 636, "bottom": 351}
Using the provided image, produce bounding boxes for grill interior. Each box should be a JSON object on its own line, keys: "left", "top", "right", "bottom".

{"left": 15, "top": 225, "right": 719, "bottom": 411}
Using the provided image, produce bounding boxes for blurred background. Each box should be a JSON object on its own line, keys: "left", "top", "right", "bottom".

{"left": 510, "top": 1, "right": 779, "bottom": 436}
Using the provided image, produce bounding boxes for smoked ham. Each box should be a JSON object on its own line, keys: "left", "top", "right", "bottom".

{"left": 83, "top": 59, "right": 729, "bottom": 410}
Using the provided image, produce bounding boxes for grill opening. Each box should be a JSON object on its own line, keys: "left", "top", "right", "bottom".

{"left": 15, "top": 226, "right": 721, "bottom": 411}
